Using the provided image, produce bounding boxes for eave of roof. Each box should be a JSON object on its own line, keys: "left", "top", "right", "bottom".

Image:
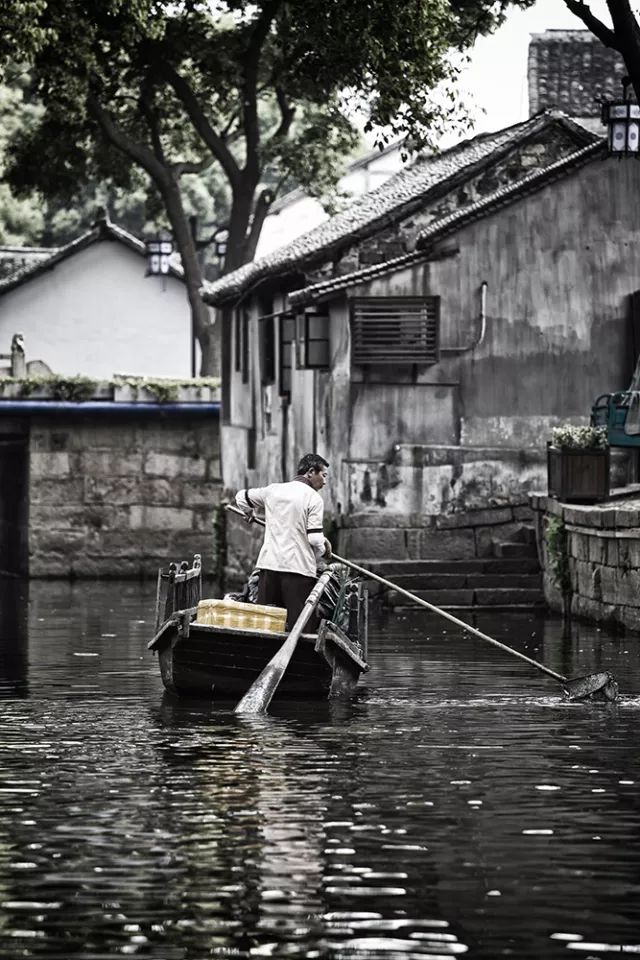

{"left": 415, "top": 138, "right": 606, "bottom": 248}
{"left": 288, "top": 138, "right": 605, "bottom": 307}
{"left": 0, "top": 217, "right": 184, "bottom": 296}
{"left": 202, "top": 111, "right": 598, "bottom": 308}
{"left": 288, "top": 246, "right": 458, "bottom": 307}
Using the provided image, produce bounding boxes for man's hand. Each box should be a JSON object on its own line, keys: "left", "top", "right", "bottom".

{"left": 323, "top": 537, "right": 333, "bottom": 560}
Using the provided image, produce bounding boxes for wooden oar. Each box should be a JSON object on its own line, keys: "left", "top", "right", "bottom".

{"left": 234, "top": 570, "right": 334, "bottom": 714}
{"left": 225, "top": 504, "right": 618, "bottom": 701}
{"left": 329, "top": 554, "right": 618, "bottom": 702}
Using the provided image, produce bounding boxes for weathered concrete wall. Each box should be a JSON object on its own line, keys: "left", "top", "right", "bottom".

{"left": 28, "top": 414, "right": 222, "bottom": 577}
{"left": 531, "top": 493, "right": 640, "bottom": 633}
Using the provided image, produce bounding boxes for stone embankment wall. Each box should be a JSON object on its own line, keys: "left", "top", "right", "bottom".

{"left": 223, "top": 500, "right": 536, "bottom": 589}
{"left": 338, "top": 502, "right": 535, "bottom": 560}
{"left": 29, "top": 415, "right": 222, "bottom": 577}
{"left": 530, "top": 493, "right": 640, "bottom": 633}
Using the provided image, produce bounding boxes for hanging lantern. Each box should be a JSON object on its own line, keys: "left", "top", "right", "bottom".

{"left": 601, "top": 77, "right": 640, "bottom": 157}
{"left": 145, "top": 236, "right": 174, "bottom": 276}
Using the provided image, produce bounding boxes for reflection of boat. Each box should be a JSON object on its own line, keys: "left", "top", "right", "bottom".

{"left": 148, "top": 556, "right": 369, "bottom": 700}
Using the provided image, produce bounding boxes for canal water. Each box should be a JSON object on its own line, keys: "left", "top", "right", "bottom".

{"left": 0, "top": 578, "right": 639, "bottom": 960}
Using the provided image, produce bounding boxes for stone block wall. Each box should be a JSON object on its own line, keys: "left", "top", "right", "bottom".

{"left": 530, "top": 493, "right": 640, "bottom": 633}
{"left": 337, "top": 503, "right": 534, "bottom": 561}
{"left": 28, "top": 414, "right": 222, "bottom": 577}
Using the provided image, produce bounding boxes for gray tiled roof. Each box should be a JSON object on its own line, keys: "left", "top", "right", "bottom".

{"left": 528, "top": 30, "right": 627, "bottom": 117}
{"left": 204, "top": 112, "right": 595, "bottom": 306}
{"left": 0, "top": 217, "right": 184, "bottom": 296}
{"left": 0, "top": 246, "right": 58, "bottom": 282}
{"left": 289, "top": 138, "right": 606, "bottom": 306}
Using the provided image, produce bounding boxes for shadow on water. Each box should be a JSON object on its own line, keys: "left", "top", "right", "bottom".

{"left": 0, "top": 581, "right": 639, "bottom": 958}
{"left": 0, "top": 576, "right": 29, "bottom": 698}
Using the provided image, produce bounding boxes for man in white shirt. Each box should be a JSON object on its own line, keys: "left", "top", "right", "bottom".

{"left": 234, "top": 453, "right": 331, "bottom": 628}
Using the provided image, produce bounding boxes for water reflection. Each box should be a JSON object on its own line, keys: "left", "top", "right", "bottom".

{"left": 0, "top": 582, "right": 638, "bottom": 958}
{"left": 0, "top": 577, "right": 28, "bottom": 698}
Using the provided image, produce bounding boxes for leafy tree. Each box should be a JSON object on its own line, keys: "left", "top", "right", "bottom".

{"left": 561, "top": 1, "right": 640, "bottom": 102}
{"left": 0, "top": 0, "right": 534, "bottom": 374}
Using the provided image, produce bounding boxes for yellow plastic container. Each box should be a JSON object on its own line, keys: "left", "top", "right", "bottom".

{"left": 195, "top": 598, "right": 287, "bottom": 634}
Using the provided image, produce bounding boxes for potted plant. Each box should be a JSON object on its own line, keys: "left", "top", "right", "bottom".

{"left": 547, "top": 423, "right": 609, "bottom": 503}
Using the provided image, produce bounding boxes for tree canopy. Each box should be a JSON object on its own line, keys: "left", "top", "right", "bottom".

{"left": 0, "top": 0, "right": 535, "bottom": 372}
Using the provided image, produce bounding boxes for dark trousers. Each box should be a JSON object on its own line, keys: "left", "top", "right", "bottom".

{"left": 258, "top": 569, "right": 318, "bottom": 631}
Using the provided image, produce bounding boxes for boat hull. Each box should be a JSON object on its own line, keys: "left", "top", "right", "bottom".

{"left": 149, "top": 615, "right": 367, "bottom": 701}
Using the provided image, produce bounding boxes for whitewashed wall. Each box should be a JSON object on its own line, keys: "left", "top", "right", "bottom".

{"left": 0, "top": 241, "right": 196, "bottom": 378}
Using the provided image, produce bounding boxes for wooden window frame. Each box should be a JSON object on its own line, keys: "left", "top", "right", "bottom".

{"left": 296, "top": 307, "right": 330, "bottom": 370}
{"left": 279, "top": 312, "right": 295, "bottom": 400}
{"left": 259, "top": 314, "right": 276, "bottom": 386}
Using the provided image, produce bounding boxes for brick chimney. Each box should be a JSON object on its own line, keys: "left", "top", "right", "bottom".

{"left": 528, "top": 29, "right": 626, "bottom": 119}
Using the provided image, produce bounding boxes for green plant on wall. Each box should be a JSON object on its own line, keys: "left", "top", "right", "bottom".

{"left": 16, "top": 374, "right": 98, "bottom": 401}
{"left": 112, "top": 376, "right": 219, "bottom": 403}
{"left": 546, "top": 516, "right": 572, "bottom": 596}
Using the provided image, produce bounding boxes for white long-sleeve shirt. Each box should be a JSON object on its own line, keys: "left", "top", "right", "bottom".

{"left": 235, "top": 480, "right": 325, "bottom": 577}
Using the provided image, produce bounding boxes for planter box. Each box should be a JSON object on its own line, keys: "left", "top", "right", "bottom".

{"left": 547, "top": 443, "right": 610, "bottom": 503}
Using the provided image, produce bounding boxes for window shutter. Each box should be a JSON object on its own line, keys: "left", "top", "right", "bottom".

{"left": 351, "top": 297, "right": 439, "bottom": 366}
{"left": 279, "top": 313, "right": 295, "bottom": 398}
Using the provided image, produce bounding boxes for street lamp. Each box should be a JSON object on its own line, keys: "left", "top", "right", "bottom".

{"left": 145, "top": 235, "right": 174, "bottom": 276}
{"left": 601, "top": 76, "right": 640, "bottom": 157}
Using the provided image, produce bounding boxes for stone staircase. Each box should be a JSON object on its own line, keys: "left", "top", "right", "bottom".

{"left": 365, "top": 526, "right": 545, "bottom": 611}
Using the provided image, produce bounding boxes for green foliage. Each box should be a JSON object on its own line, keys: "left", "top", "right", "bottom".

{"left": 550, "top": 424, "right": 608, "bottom": 450}
{"left": 0, "top": 0, "right": 535, "bottom": 255}
{"left": 2, "top": 374, "right": 99, "bottom": 400}
{"left": 112, "top": 376, "right": 219, "bottom": 403}
{"left": 0, "top": 374, "right": 219, "bottom": 403}
{"left": 546, "top": 516, "right": 572, "bottom": 597}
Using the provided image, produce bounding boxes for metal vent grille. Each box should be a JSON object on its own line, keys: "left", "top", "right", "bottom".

{"left": 351, "top": 297, "right": 439, "bottom": 365}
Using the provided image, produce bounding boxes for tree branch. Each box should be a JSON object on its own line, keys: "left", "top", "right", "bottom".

{"left": 242, "top": 0, "right": 283, "bottom": 177}
{"left": 605, "top": 0, "right": 640, "bottom": 56}
{"left": 244, "top": 185, "right": 275, "bottom": 262}
{"left": 172, "top": 156, "right": 212, "bottom": 177}
{"left": 159, "top": 60, "right": 241, "bottom": 188}
{"left": 563, "top": 0, "right": 619, "bottom": 49}
{"left": 269, "top": 85, "right": 296, "bottom": 142}
{"left": 86, "top": 91, "right": 169, "bottom": 185}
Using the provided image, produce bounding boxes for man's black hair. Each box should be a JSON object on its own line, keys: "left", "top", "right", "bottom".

{"left": 297, "top": 453, "right": 329, "bottom": 475}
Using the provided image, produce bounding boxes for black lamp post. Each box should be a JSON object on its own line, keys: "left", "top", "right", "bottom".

{"left": 601, "top": 76, "right": 640, "bottom": 157}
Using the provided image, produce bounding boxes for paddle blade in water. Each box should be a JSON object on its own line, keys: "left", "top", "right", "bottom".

{"left": 563, "top": 671, "right": 619, "bottom": 702}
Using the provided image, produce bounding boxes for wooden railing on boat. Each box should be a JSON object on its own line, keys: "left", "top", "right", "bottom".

{"left": 154, "top": 554, "right": 202, "bottom": 633}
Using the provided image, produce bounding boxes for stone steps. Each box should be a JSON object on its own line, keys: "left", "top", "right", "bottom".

{"left": 359, "top": 525, "right": 544, "bottom": 608}
{"left": 387, "top": 587, "right": 545, "bottom": 610}
{"left": 383, "top": 572, "right": 542, "bottom": 590}
{"left": 357, "top": 557, "right": 541, "bottom": 576}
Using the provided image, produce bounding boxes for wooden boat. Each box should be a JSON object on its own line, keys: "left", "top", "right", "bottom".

{"left": 148, "top": 555, "right": 369, "bottom": 700}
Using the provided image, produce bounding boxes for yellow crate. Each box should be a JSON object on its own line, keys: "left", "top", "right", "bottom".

{"left": 196, "top": 598, "right": 287, "bottom": 634}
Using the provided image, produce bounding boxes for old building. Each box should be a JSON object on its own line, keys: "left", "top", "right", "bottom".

{"left": 202, "top": 109, "right": 640, "bottom": 568}
{"left": 0, "top": 216, "right": 222, "bottom": 578}
{"left": 0, "top": 214, "right": 198, "bottom": 378}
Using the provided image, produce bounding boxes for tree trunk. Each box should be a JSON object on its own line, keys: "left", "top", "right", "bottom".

{"left": 224, "top": 176, "right": 258, "bottom": 274}
{"left": 160, "top": 178, "right": 220, "bottom": 376}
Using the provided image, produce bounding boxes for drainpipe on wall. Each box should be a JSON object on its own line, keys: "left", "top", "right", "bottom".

{"left": 439, "top": 280, "right": 488, "bottom": 355}
{"left": 477, "top": 280, "right": 488, "bottom": 349}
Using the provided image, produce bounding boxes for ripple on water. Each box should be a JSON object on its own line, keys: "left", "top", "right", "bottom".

{"left": 0, "top": 585, "right": 639, "bottom": 958}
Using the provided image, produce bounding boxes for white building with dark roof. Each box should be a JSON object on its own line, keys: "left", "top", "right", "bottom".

{"left": 0, "top": 215, "right": 196, "bottom": 378}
